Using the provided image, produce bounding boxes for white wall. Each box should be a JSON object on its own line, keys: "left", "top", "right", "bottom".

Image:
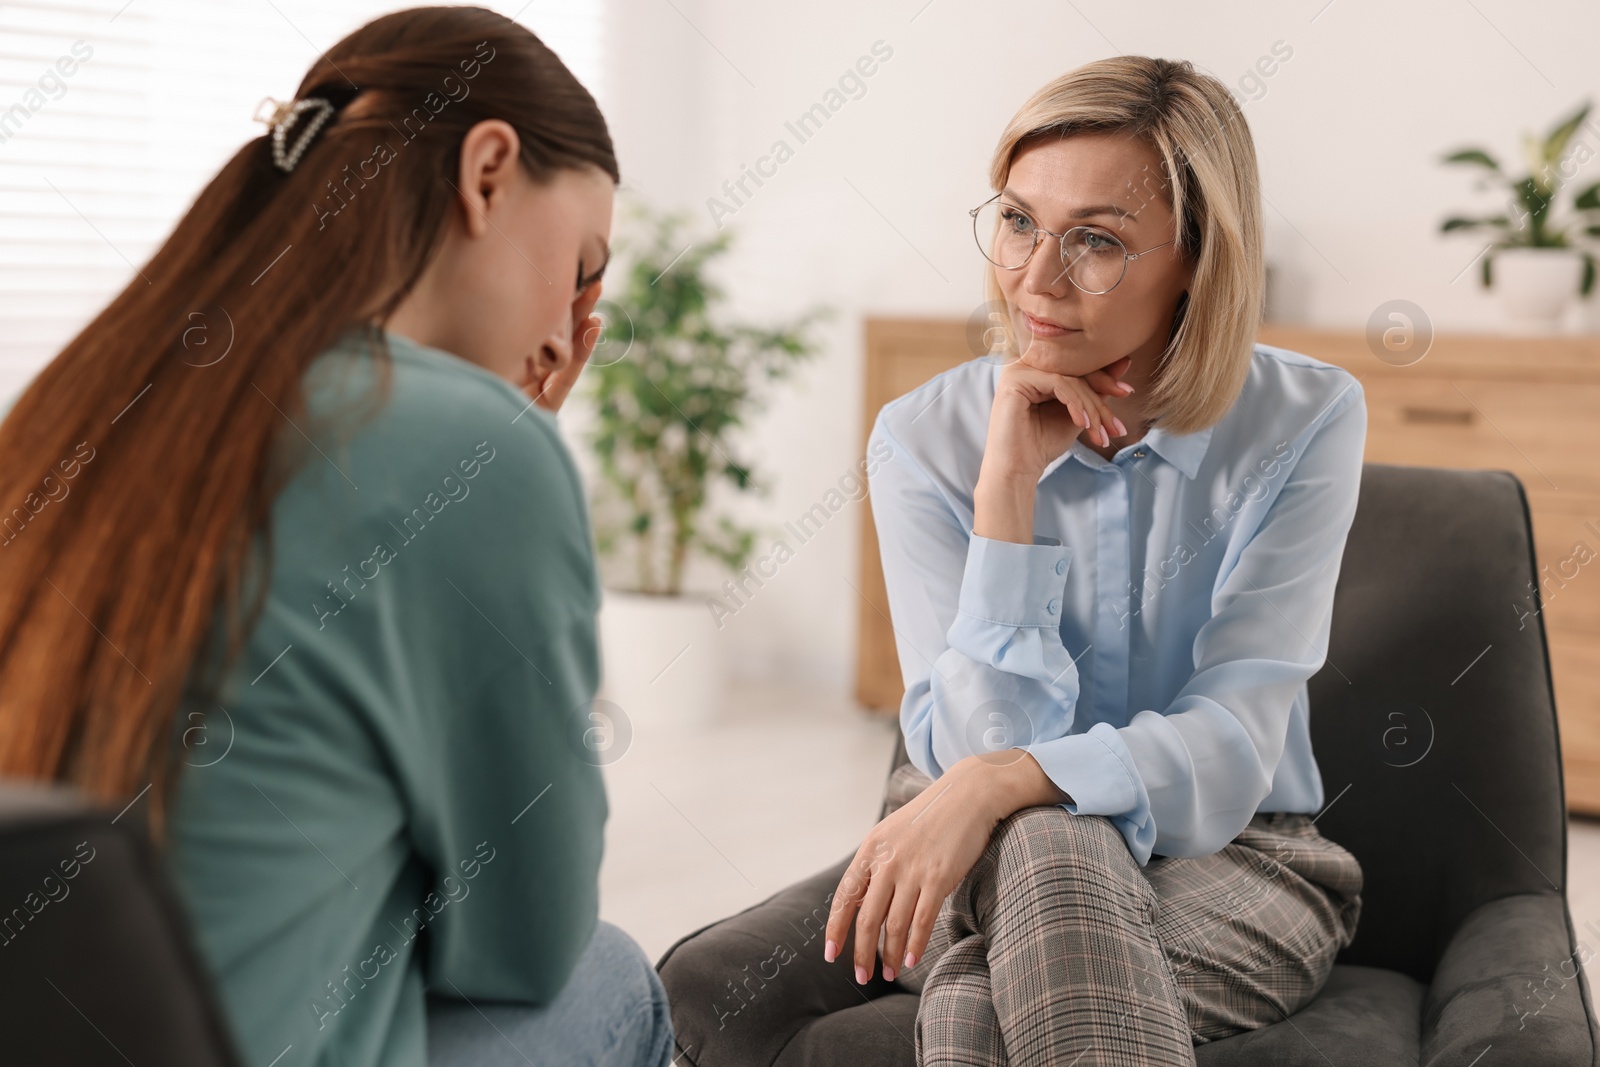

{"left": 585, "top": 0, "right": 1600, "bottom": 695}
{"left": 13, "top": 0, "right": 1585, "bottom": 699}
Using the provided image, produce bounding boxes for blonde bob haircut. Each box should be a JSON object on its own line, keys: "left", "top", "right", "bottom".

{"left": 983, "top": 56, "right": 1263, "bottom": 435}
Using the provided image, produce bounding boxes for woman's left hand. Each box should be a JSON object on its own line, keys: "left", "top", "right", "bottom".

{"left": 823, "top": 755, "right": 1010, "bottom": 984}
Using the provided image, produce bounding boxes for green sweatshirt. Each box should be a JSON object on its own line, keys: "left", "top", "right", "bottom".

{"left": 160, "top": 327, "right": 608, "bottom": 1067}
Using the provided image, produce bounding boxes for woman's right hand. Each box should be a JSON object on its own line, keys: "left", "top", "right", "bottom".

{"left": 528, "top": 280, "right": 605, "bottom": 414}
{"left": 981, "top": 354, "right": 1135, "bottom": 483}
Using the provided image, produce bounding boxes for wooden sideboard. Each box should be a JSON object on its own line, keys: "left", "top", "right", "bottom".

{"left": 852, "top": 319, "right": 1600, "bottom": 814}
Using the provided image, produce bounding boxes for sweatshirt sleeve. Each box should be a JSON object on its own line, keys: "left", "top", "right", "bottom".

{"left": 395, "top": 404, "right": 607, "bottom": 1006}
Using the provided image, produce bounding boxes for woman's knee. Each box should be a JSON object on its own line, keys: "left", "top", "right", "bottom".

{"left": 989, "top": 806, "right": 1136, "bottom": 877}
{"left": 576, "top": 921, "right": 674, "bottom": 1063}
{"left": 425, "top": 922, "right": 674, "bottom": 1067}
{"left": 970, "top": 806, "right": 1154, "bottom": 927}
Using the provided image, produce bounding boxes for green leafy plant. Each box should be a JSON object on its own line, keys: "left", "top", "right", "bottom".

{"left": 584, "top": 201, "right": 826, "bottom": 596}
{"left": 1439, "top": 99, "right": 1600, "bottom": 295}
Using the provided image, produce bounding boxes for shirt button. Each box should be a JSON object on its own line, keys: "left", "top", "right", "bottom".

{"left": 1054, "top": 559, "right": 1067, "bottom": 576}
{"left": 1132, "top": 449, "right": 1146, "bottom": 458}
{"left": 1046, "top": 598, "right": 1060, "bottom": 615}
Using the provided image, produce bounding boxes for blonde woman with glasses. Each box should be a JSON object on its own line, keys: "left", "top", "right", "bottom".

{"left": 825, "top": 57, "right": 1367, "bottom": 1065}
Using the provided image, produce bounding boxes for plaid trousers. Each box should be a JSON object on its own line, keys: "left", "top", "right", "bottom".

{"left": 885, "top": 764, "right": 1364, "bottom": 1066}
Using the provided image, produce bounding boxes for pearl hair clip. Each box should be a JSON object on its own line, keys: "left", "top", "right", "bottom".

{"left": 252, "top": 95, "right": 336, "bottom": 173}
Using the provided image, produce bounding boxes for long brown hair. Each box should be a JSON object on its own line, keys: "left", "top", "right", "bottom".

{"left": 0, "top": 6, "right": 618, "bottom": 837}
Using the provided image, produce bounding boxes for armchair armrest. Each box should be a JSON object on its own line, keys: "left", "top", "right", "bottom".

{"left": 657, "top": 854, "right": 901, "bottom": 1067}
{"left": 1422, "top": 891, "right": 1598, "bottom": 1065}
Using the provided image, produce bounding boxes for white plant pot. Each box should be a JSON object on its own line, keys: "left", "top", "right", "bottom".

{"left": 597, "top": 588, "right": 726, "bottom": 729}
{"left": 1493, "top": 247, "right": 1584, "bottom": 332}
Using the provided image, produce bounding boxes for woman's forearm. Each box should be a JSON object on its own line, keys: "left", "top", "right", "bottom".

{"left": 959, "top": 750, "right": 1074, "bottom": 824}
{"left": 974, "top": 472, "right": 1037, "bottom": 543}
{"left": 969, "top": 473, "right": 1072, "bottom": 815}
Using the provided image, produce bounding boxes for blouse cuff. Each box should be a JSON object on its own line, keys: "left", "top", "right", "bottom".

{"left": 956, "top": 531, "right": 1072, "bottom": 628}
{"left": 1025, "top": 723, "right": 1159, "bottom": 865}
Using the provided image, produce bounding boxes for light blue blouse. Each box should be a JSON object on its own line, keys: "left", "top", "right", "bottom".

{"left": 866, "top": 343, "right": 1367, "bottom": 866}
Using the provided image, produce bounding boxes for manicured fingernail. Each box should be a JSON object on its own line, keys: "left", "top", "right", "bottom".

{"left": 883, "top": 963, "right": 896, "bottom": 981}
{"left": 824, "top": 939, "right": 837, "bottom": 963}
{"left": 1113, "top": 417, "right": 1127, "bottom": 437}
{"left": 1118, "top": 382, "right": 1135, "bottom": 394}
{"left": 904, "top": 951, "right": 917, "bottom": 968}
{"left": 855, "top": 964, "right": 869, "bottom": 984}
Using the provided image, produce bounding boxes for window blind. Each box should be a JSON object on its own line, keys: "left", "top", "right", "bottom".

{"left": 0, "top": 0, "right": 604, "bottom": 398}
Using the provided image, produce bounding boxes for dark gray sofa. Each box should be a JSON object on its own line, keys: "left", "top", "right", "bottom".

{"left": 657, "top": 463, "right": 1600, "bottom": 1066}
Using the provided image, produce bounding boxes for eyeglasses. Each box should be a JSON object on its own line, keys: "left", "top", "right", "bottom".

{"left": 968, "top": 193, "right": 1175, "bottom": 295}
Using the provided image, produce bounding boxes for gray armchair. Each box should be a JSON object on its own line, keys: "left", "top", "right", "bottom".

{"left": 657, "top": 463, "right": 1600, "bottom": 1066}
{"left": 0, "top": 782, "right": 246, "bottom": 1065}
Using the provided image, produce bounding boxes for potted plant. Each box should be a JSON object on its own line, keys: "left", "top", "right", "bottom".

{"left": 1439, "top": 99, "right": 1600, "bottom": 331}
{"left": 584, "top": 200, "right": 824, "bottom": 728}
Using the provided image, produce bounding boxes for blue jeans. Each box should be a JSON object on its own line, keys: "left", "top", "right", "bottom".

{"left": 425, "top": 920, "right": 674, "bottom": 1066}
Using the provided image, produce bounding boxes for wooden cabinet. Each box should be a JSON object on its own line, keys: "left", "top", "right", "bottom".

{"left": 854, "top": 319, "right": 989, "bottom": 714}
{"left": 1259, "top": 326, "right": 1600, "bottom": 814}
{"left": 852, "top": 319, "right": 1600, "bottom": 813}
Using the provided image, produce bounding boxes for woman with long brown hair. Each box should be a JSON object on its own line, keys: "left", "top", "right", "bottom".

{"left": 0, "top": 7, "right": 672, "bottom": 1066}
